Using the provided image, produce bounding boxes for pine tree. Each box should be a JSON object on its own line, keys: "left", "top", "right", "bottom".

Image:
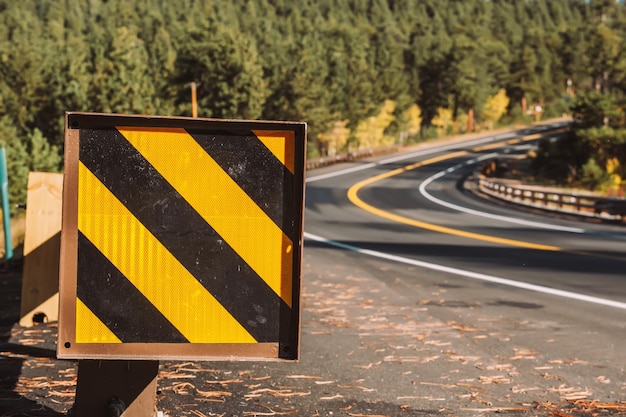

{"left": 88, "top": 25, "right": 156, "bottom": 115}
{"left": 172, "top": 23, "right": 268, "bottom": 119}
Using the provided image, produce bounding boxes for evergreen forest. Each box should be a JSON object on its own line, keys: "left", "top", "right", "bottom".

{"left": 1, "top": 0, "right": 626, "bottom": 207}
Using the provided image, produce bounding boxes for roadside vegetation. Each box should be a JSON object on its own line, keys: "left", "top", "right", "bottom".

{"left": 531, "top": 92, "right": 626, "bottom": 196}
{"left": 0, "top": 0, "right": 625, "bottom": 207}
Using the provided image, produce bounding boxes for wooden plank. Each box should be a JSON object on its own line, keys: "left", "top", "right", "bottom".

{"left": 20, "top": 172, "right": 63, "bottom": 326}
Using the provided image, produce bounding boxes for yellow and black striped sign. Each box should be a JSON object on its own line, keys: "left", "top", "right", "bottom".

{"left": 58, "top": 113, "right": 306, "bottom": 361}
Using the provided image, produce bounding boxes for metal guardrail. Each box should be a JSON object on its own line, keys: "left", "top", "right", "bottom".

{"left": 477, "top": 176, "right": 626, "bottom": 222}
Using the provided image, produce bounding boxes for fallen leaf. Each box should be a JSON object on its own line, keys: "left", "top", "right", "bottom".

{"left": 337, "top": 385, "right": 375, "bottom": 392}
{"left": 461, "top": 407, "right": 528, "bottom": 413}
{"left": 347, "top": 414, "right": 390, "bottom": 417}
{"left": 196, "top": 389, "right": 232, "bottom": 398}
{"left": 314, "top": 380, "right": 336, "bottom": 385}
{"left": 49, "top": 390, "right": 75, "bottom": 397}
{"left": 319, "top": 394, "right": 343, "bottom": 400}
{"left": 478, "top": 375, "right": 511, "bottom": 384}
{"left": 205, "top": 378, "right": 243, "bottom": 385}
{"left": 356, "top": 361, "right": 382, "bottom": 369}
{"left": 595, "top": 376, "right": 610, "bottom": 384}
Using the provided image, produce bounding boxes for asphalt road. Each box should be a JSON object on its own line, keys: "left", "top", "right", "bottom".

{"left": 1, "top": 123, "right": 625, "bottom": 417}
{"left": 300, "top": 123, "right": 626, "bottom": 415}
{"left": 306, "top": 123, "right": 626, "bottom": 313}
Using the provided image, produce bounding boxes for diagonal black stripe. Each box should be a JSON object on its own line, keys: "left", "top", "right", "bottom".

{"left": 187, "top": 130, "right": 296, "bottom": 239}
{"left": 77, "top": 232, "right": 189, "bottom": 343}
{"left": 79, "top": 128, "right": 293, "bottom": 343}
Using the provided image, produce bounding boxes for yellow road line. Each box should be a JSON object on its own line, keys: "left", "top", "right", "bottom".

{"left": 347, "top": 152, "right": 561, "bottom": 252}
{"left": 524, "top": 133, "right": 544, "bottom": 140}
{"left": 473, "top": 141, "right": 515, "bottom": 152}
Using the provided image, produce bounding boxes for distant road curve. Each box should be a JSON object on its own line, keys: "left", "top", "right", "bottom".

{"left": 304, "top": 121, "right": 626, "bottom": 313}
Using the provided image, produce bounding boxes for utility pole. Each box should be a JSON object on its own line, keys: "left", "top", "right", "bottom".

{"left": 191, "top": 82, "right": 198, "bottom": 118}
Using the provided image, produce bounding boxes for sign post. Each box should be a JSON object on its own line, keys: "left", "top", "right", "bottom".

{"left": 59, "top": 112, "right": 306, "bottom": 415}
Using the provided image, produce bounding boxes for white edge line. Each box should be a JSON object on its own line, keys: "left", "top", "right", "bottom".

{"left": 304, "top": 232, "right": 626, "bottom": 310}
{"left": 417, "top": 153, "right": 587, "bottom": 234}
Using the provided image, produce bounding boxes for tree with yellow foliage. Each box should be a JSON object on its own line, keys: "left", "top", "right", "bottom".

{"left": 606, "top": 157, "right": 623, "bottom": 194}
{"left": 481, "top": 89, "right": 510, "bottom": 130}
{"left": 317, "top": 120, "right": 351, "bottom": 157}
{"left": 399, "top": 104, "right": 422, "bottom": 143}
{"left": 353, "top": 100, "right": 396, "bottom": 150}
{"left": 431, "top": 108, "right": 454, "bottom": 137}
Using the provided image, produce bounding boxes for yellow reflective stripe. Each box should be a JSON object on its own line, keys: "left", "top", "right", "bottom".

{"left": 76, "top": 298, "right": 121, "bottom": 343}
{"left": 78, "top": 162, "right": 256, "bottom": 343}
{"left": 117, "top": 127, "right": 293, "bottom": 307}
{"left": 253, "top": 130, "right": 295, "bottom": 173}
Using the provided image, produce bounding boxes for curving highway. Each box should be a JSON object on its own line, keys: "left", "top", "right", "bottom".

{"left": 303, "top": 123, "right": 626, "bottom": 380}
